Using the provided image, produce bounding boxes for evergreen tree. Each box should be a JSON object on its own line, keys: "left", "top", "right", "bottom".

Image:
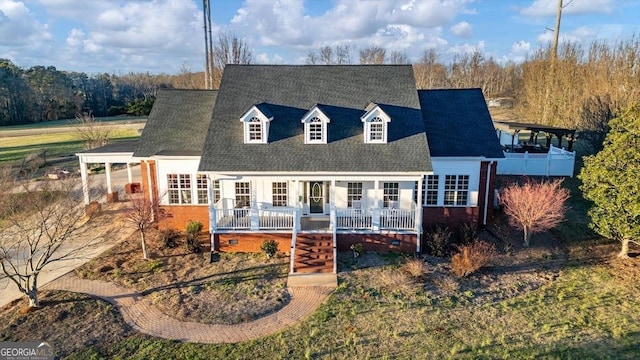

{"left": 579, "top": 105, "right": 640, "bottom": 258}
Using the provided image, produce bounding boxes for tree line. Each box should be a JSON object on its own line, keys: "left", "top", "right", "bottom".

{"left": 2, "top": 36, "right": 639, "bottom": 150}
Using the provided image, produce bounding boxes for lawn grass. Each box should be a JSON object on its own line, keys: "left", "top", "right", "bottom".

{"left": 56, "top": 250, "right": 640, "bottom": 359}
{"left": 0, "top": 129, "right": 140, "bottom": 165}
{"left": 0, "top": 116, "right": 146, "bottom": 131}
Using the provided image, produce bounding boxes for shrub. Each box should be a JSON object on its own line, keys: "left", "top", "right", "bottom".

{"left": 424, "top": 225, "right": 452, "bottom": 257}
{"left": 402, "top": 257, "right": 427, "bottom": 279}
{"left": 455, "top": 222, "right": 478, "bottom": 246}
{"left": 260, "top": 239, "right": 278, "bottom": 258}
{"left": 159, "top": 228, "right": 180, "bottom": 249}
{"left": 451, "top": 241, "right": 496, "bottom": 277}
{"left": 185, "top": 220, "right": 203, "bottom": 237}
{"left": 185, "top": 221, "right": 202, "bottom": 254}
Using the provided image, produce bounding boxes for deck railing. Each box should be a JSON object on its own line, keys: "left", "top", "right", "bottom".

{"left": 335, "top": 208, "right": 372, "bottom": 229}
{"left": 335, "top": 207, "right": 417, "bottom": 231}
{"left": 379, "top": 208, "right": 416, "bottom": 230}
{"left": 258, "top": 208, "right": 296, "bottom": 229}
{"left": 497, "top": 144, "right": 576, "bottom": 177}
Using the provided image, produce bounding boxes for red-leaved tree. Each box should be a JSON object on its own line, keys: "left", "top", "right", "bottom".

{"left": 500, "top": 179, "right": 570, "bottom": 247}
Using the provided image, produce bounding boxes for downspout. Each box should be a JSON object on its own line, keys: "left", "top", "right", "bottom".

{"left": 483, "top": 161, "right": 494, "bottom": 226}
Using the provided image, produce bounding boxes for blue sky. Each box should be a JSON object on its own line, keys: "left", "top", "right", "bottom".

{"left": 1, "top": 0, "right": 638, "bottom": 74}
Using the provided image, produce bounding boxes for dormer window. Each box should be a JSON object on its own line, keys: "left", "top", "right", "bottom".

{"left": 248, "top": 117, "right": 262, "bottom": 141}
{"left": 301, "top": 105, "right": 330, "bottom": 144}
{"left": 361, "top": 103, "right": 391, "bottom": 143}
{"left": 240, "top": 103, "right": 273, "bottom": 144}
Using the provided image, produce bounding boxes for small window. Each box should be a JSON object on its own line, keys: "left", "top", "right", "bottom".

{"left": 444, "top": 175, "right": 469, "bottom": 206}
{"left": 235, "top": 182, "right": 251, "bottom": 208}
{"left": 308, "top": 117, "right": 323, "bottom": 142}
{"left": 347, "top": 182, "right": 363, "bottom": 208}
{"left": 369, "top": 117, "right": 384, "bottom": 142}
{"left": 272, "top": 182, "right": 288, "bottom": 207}
{"left": 426, "top": 175, "right": 439, "bottom": 206}
{"left": 383, "top": 182, "right": 399, "bottom": 208}
{"left": 196, "top": 174, "right": 208, "bottom": 204}
{"left": 248, "top": 117, "right": 262, "bottom": 141}
{"left": 168, "top": 174, "right": 192, "bottom": 204}
{"left": 212, "top": 180, "right": 221, "bottom": 204}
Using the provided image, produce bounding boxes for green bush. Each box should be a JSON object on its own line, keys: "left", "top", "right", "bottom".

{"left": 185, "top": 221, "right": 202, "bottom": 253}
{"left": 260, "top": 239, "right": 278, "bottom": 258}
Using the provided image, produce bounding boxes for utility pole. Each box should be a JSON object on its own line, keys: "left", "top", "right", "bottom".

{"left": 551, "top": 0, "right": 563, "bottom": 60}
{"left": 203, "top": 0, "right": 214, "bottom": 89}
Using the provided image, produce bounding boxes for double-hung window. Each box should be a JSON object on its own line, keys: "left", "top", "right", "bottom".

{"left": 347, "top": 182, "right": 363, "bottom": 208}
{"left": 444, "top": 175, "right": 469, "bottom": 206}
{"left": 425, "top": 175, "right": 439, "bottom": 206}
{"left": 248, "top": 116, "right": 262, "bottom": 141}
{"left": 272, "top": 182, "right": 288, "bottom": 207}
{"left": 235, "top": 182, "right": 251, "bottom": 208}
{"left": 383, "top": 182, "right": 399, "bottom": 208}
{"left": 308, "top": 117, "right": 324, "bottom": 142}
{"left": 368, "top": 117, "right": 384, "bottom": 142}
{"left": 212, "top": 180, "right": 221, "bottom": 204}
{"left": 168, "top": 174, "right": 192, "bottom": 204}
{"left": 196, "top": 174, "right": 208, "bottom": 204}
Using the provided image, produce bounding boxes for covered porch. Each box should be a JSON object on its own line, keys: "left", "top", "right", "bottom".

{"left": 75, "top": 140, "right": 141, "bottom": 204}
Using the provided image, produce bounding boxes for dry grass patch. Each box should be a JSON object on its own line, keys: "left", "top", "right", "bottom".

{"left": 76, "top": 230, "right": 290, "bottom": 324}
{"left": 451, "top": 240, "right": 497, "bottom": 277}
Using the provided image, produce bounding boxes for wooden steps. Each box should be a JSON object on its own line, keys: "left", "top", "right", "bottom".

{"left": 293, "top": 235, "right": 334, "bottom": 274}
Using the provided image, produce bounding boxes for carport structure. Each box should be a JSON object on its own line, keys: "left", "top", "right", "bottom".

{"left": 76, "top": 140, "right": 139, "bottom": 204}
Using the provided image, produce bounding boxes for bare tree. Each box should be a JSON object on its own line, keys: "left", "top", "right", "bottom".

{"left": 389, "top": 51, "right": 409, "bottom": 64}
{"left": 124, "top": 194, "right": 156, "bottom": 260}
{"left": 359, "top": 46, "right": 386, "bottom": 64}
{"left": 308, "top": 45, "right": 353, "bottom": 65}
{"left": 0, "top": 173, "right": 101, "bottom": 309}
{"left": 212, "top": 31, "right": 254, "bottom": 88}
{"left": 73, "top": 111, "right": 111, "bottom": 150}
{"left": 319, "top": 46, "right": 334, "bottom": 65}
{"left": 500, "top": 179, "right": 570, "bottom": 247}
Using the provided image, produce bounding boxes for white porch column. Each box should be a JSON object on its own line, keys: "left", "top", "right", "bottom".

{"left": 208, "top": 176, "right": 217, "bottom": 231}
{"left": 372, "top": 179, "right": 381, "bottom": 231}
{"left": 126, "top": 163, "right": 133, "bottom": 183}
{"left": 105, "top": 162, "right": 112, "bottom": 194}
{"left": 250, "top": 179, "right": 259, "bottom": 230}
{"left": 80, "top": 161, "right": 89, "bottom": 205}
{"left": 416, "top": 175, "right": 424, "bottom": 253}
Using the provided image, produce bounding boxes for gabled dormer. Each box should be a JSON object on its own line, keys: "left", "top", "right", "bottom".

{"left": 240, "top": 103, "right": 273, "bottom": 144}
{"left": 301, "top": 105, "right": 330, "bottom": 144}
{"left": 361, "top": 103, "right": 391, "bottom": 143}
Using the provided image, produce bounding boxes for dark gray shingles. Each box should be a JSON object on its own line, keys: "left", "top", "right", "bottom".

{"left": 133, "top": 90, "right": 217, "bottom": 157}
{"left": 77, "top": 139, "right": 138, "bottom": 154}
{"left": 199, "top": 65, "right": 432, "bottom": 173}
{"left": 418, "top": 88, "right": 505, "bottom": 159}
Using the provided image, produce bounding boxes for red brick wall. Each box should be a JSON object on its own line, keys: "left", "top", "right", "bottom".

{"left": 337, "top": 233, "right": 417, "bottom": 253}
{"left": 422, "top": 206, "right": 480, "bottom": 229}
{"left": 214, "top": 233, "right": 292, "bottom": 254}
{"left": 158, "top": 205, "right": 210, "bottom": 232}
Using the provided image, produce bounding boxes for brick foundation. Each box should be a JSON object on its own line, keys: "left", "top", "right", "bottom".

{"left": 158, "top": 205, "right": 210, "bottom": 232}
{"left": 337, "top": 233, "right": 417, "bottom": 253}
{"left": 214, "top": 233, "right": 292, "bottom": 254}
{"left": 422, "top": 206, "right": 479, "bottom": 229}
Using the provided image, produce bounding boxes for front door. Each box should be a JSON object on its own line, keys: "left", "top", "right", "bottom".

{"left": 309, "top": 181, "right": 324, "bottom": 214}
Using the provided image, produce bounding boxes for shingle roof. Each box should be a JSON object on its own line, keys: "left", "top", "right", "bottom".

{"left": 418, "top": 88, "right": 504, "bottom": 159}
{"left": 198, "top": 65, "right": 432, "bottom": 173}
{"left": 133, "top": 90, "right": 217, "bottom": 157}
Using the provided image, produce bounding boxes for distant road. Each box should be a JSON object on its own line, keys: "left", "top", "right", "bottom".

{"left": 0, "top": 122, "right": 145, "bottom": 138}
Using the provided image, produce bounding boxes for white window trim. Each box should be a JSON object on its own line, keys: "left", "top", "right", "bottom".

{"left": 444, "top": 175, "right": 470, "bottom": 207}
{"left": 361, "top": 105, "right": 391, "bottom": 144}
{"left": 301, "top": 106, "right": 330, "bottom": 144}
{"left": 240, "top": 105, "right": 272, "bottom": 144}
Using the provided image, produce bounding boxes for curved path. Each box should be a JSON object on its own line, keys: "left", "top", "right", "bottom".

{"left": 47, "top": 274, "right": 334, "bottom": 343}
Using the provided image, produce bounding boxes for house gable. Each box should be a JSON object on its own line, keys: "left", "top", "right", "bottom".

{"left": 240, "top": 103, "right": 274, "bottom": 144}
{"left": 361, "top": 103, "right": 391, "bottom": 144}
{"left": 301, "top": 105, "right": 331, "bottom": 144}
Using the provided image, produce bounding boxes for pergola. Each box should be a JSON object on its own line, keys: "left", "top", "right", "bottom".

{"left": 75, "top": 140, "right": 139, "bottom": 205}
{"left": 494, "top": 121, "right": 577, "bottom": 152}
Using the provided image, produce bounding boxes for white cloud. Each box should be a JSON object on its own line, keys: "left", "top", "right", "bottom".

{"left": 450, "top": 21, "right": 473, "bottom": 38}
{"left": 537, "top": 26, "right": 596, "bottom": 44}
{"left": 447, "top": 40, "right": 485, "bottom": 56}
{"left": 520, "top": 0, "right": 613, "bottom": 17}
{"left": 0, "top": 0, "right": 52, "bottom": 46}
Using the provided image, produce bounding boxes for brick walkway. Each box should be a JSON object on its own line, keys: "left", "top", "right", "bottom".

{"left": 46, "top": 274, "right": 334, "bottom": 343}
